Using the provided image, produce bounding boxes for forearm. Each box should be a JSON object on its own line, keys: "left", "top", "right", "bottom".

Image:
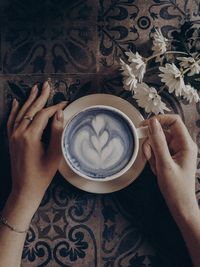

{"left": 0, "top": 193, "right": 39, "bottom": 267}
{"left": 170, "top": 198, "right": 200, "bottom": 267}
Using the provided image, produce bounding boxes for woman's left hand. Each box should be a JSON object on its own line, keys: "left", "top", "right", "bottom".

{"left": 7, "top": 81, "right": 67, "bottom": 208}
{"left": 0, "top": 81, "right": 67, "bottom": 267}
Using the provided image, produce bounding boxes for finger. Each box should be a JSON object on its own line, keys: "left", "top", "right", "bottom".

{"left": 18, "top": 81, "right": 51, "bottom": 130}
{"left": 148, "top": 117, "right": 173, "bottom": 168}
{"left": 27, "top": 102, "right": 67, "bottom": 137}
{"left": 25, "top": 81, "right": 50, "bottom": 117}
{"left": 14, "top": 85, "right": 38, "bottom": 129}
{"left": 45, "top": 110, "right": 64, "bottom": 173}
{"left": 156, "top": 114, "right": 191, "bottom": 138}
{"left": 141, "top": 119, "right": 172, "bottom": 144}
{"left": 7, "top": 99, "right": 20, "bottom": 137}
{"left": 142, "top": 114, "right": 192, "bottom": 149}
{"left": 143, "top": 138, "right": 152, "bottom": 161}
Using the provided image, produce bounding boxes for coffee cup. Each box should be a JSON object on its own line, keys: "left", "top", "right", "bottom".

{"left": 61, "top": 105, "right": 148, "bottom": 182}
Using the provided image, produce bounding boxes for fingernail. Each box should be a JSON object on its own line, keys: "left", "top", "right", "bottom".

{"left": 57, "top": 110, "right": 63, "bottom": 121}
{"left": 149, "top": 118, "right": 160, "bottom": 134}
{"left": 47, "top": 78, "right": 53, "bottom": 87}
{"left": 12, "top": 98, "right": 18, "bottom": 107}
{"left": 140, "top": 120, "right": 147, "bottom": 126}
{"left": 31, "top": 85, "right": 38, "bottom": 94}
{"left": 44, "top": 81, "right": 50, "bottom": 89}
{"left": 61, "top": 101, "right": 68, "bottom": 107}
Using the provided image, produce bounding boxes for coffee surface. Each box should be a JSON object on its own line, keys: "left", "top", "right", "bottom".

{"left": 63, "top": 108, "right": 134, "bottom": 179}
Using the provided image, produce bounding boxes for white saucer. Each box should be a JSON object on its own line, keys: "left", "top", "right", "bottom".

{"left": 58, "top": 94, "right": 147, "bottom": 194}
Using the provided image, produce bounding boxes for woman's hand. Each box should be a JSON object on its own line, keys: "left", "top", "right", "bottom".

{"left": 142, "top": 115, "right": 198, "bottom": 216}
{"left": 142, "top": 115, "right": 200, "bottom": 267}
{"left": 7, "top": 81, "right": 67, "bottom": 208}
{"left": 0, "top": 81, "right": 67, "bottom": 267}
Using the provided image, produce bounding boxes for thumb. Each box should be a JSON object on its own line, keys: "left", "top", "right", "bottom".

{"left": 46, "top": 110, "right": 64, "bottom": 172}
{"left": 148, "top": 117, "right": 172, "bottom": 168}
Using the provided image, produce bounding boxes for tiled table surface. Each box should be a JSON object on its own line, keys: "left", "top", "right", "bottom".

{"left": 0, "top": 1, "right": 199, "bottom": 266}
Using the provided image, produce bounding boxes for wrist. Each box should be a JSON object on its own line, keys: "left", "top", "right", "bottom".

{"left": 11, "top": 186, "right": 44, "bottom": 207}
{"left": 168, "top": 195, "right": 200, "bottom": 226}
{"left": 2, "top": 192, "right": 40, "bottom": 230}
{"left": 173, "top": 203, "right": 200, "bottom": 245}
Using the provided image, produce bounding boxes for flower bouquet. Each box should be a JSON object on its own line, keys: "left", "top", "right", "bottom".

{"left": 120, "top": 23, "right": 200, "bottom": 115}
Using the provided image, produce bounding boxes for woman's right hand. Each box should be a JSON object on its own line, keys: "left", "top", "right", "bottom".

{"left": 142, "top": 115, "right": 198, "bottom": 217}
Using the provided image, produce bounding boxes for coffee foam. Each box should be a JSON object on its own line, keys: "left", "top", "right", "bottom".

{"left": 63, "top": 108, "right": 134, "bottom": 179}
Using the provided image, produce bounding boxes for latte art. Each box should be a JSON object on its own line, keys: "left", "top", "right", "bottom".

{"left": 63, "top": 108, "right": 134, "bottom": 179}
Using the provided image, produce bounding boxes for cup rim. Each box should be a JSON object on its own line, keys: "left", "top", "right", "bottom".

{"left": 61, "top": 105, "right": 139, "bottom": 182}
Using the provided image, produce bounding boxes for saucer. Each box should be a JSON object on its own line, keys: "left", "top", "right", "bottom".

{"left": 58, "top": 94, "right": 147, "bottom": 194}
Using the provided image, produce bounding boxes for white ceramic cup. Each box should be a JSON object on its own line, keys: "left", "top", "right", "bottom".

{"left": 61, "top": 105, "right": 148, "bottom": 182}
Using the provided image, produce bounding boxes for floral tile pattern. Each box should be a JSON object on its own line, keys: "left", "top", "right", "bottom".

{"left": 1, "top": 0, "right": 98, "bottom": 74}
{"left": 0, "top": 1, "right": 199, "bottom": 267}
{"left": 98, "top": 0, "right": 200, "bottom": 71}
{"left": 22, "top": 175, "right": 99, "bottom": 267}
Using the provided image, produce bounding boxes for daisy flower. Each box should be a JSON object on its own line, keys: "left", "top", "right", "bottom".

{"left": 125, "top": 51, "right": 146, "bottom": 82}
{"left": 133, "top": 83, "right": 170, "bottom": 115}
{"left": 159, "top": 63, "right": 186, "bottom": 96}
{"left": 182, "top": 85, "right": 200, "bottom": 103}
{"left": 177, "top": 57, "right": 200, "bottom": 76}
{"left": 152, "top": 28, "right": 168, "bottom": 62}
{"left": 120, "top": 59, "right": 137, "bottom": 91}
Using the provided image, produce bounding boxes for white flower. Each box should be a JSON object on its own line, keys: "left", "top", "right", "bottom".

{"left": 120, "top": 59, "right": 137, "bottom": 91}
{"left": 120, "top": 59, "right": 132, "bottom": 77}
{"left": 152, "top": 28, "right": 168, "bottom": 62}
{"left": 182, "top": 85, "right": 200, "bottom": 103}
{"left": 159, "top": 63, "right": 186, "bottom": 96}
{"left": 177, "top": 57, "right": 200, "bottom": 76}
{"left": 133, "top": 82, "right": 170, "bottom": 115}
{"left": 124, "top": 75, "right": 137, "bottom": 91}
{"left": 125, "top": 51, "right": 146, "bottom": 82}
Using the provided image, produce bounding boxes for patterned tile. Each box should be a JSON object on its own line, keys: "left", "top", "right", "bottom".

{"left": 1, "top": 0, "right": 98, "bottom": 74}
{"left": 21, "top": 175, "right": 100, "bottom": 267}
{"left": 98, "top": 0, "right": 140, "bottom": 71}
{"left": 100, "top": 192, "right": 158, "bottom": 267}
{"left": 97, "top": 0, "right": 200, "bottom": 71}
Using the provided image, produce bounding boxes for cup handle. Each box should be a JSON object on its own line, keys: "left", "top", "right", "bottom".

{"left": 136, "top": 126, "right": 148, "bottom": 139}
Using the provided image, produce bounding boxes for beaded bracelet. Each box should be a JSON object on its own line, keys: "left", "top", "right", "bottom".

{"left": 0, "top": 214, "right": 28, "bottom": 234}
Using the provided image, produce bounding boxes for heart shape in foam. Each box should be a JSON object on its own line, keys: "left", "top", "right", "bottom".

{"left": 73, "top": 115, "right": 124, "bottom": 169}
{"left": 75, "top": 131, "right": 124, "bottom": 169}
{"left": 91, "top": 130, "right": 109, "bottom": 152}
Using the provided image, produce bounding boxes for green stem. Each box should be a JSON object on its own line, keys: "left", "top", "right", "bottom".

{"left": 146, "top": 51, "right": 189, "bottom": 62}
{"left": 196, "top": 54, "right": 200, "bottom": 60}
{"left": 182, "top": 58, "right": 200, "bottom": 75}
{"left": 157, "top": 85, "right": 166, "bottom": 94}
{"left": 147, "top": 112, "right": 153, "bottom": 119}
